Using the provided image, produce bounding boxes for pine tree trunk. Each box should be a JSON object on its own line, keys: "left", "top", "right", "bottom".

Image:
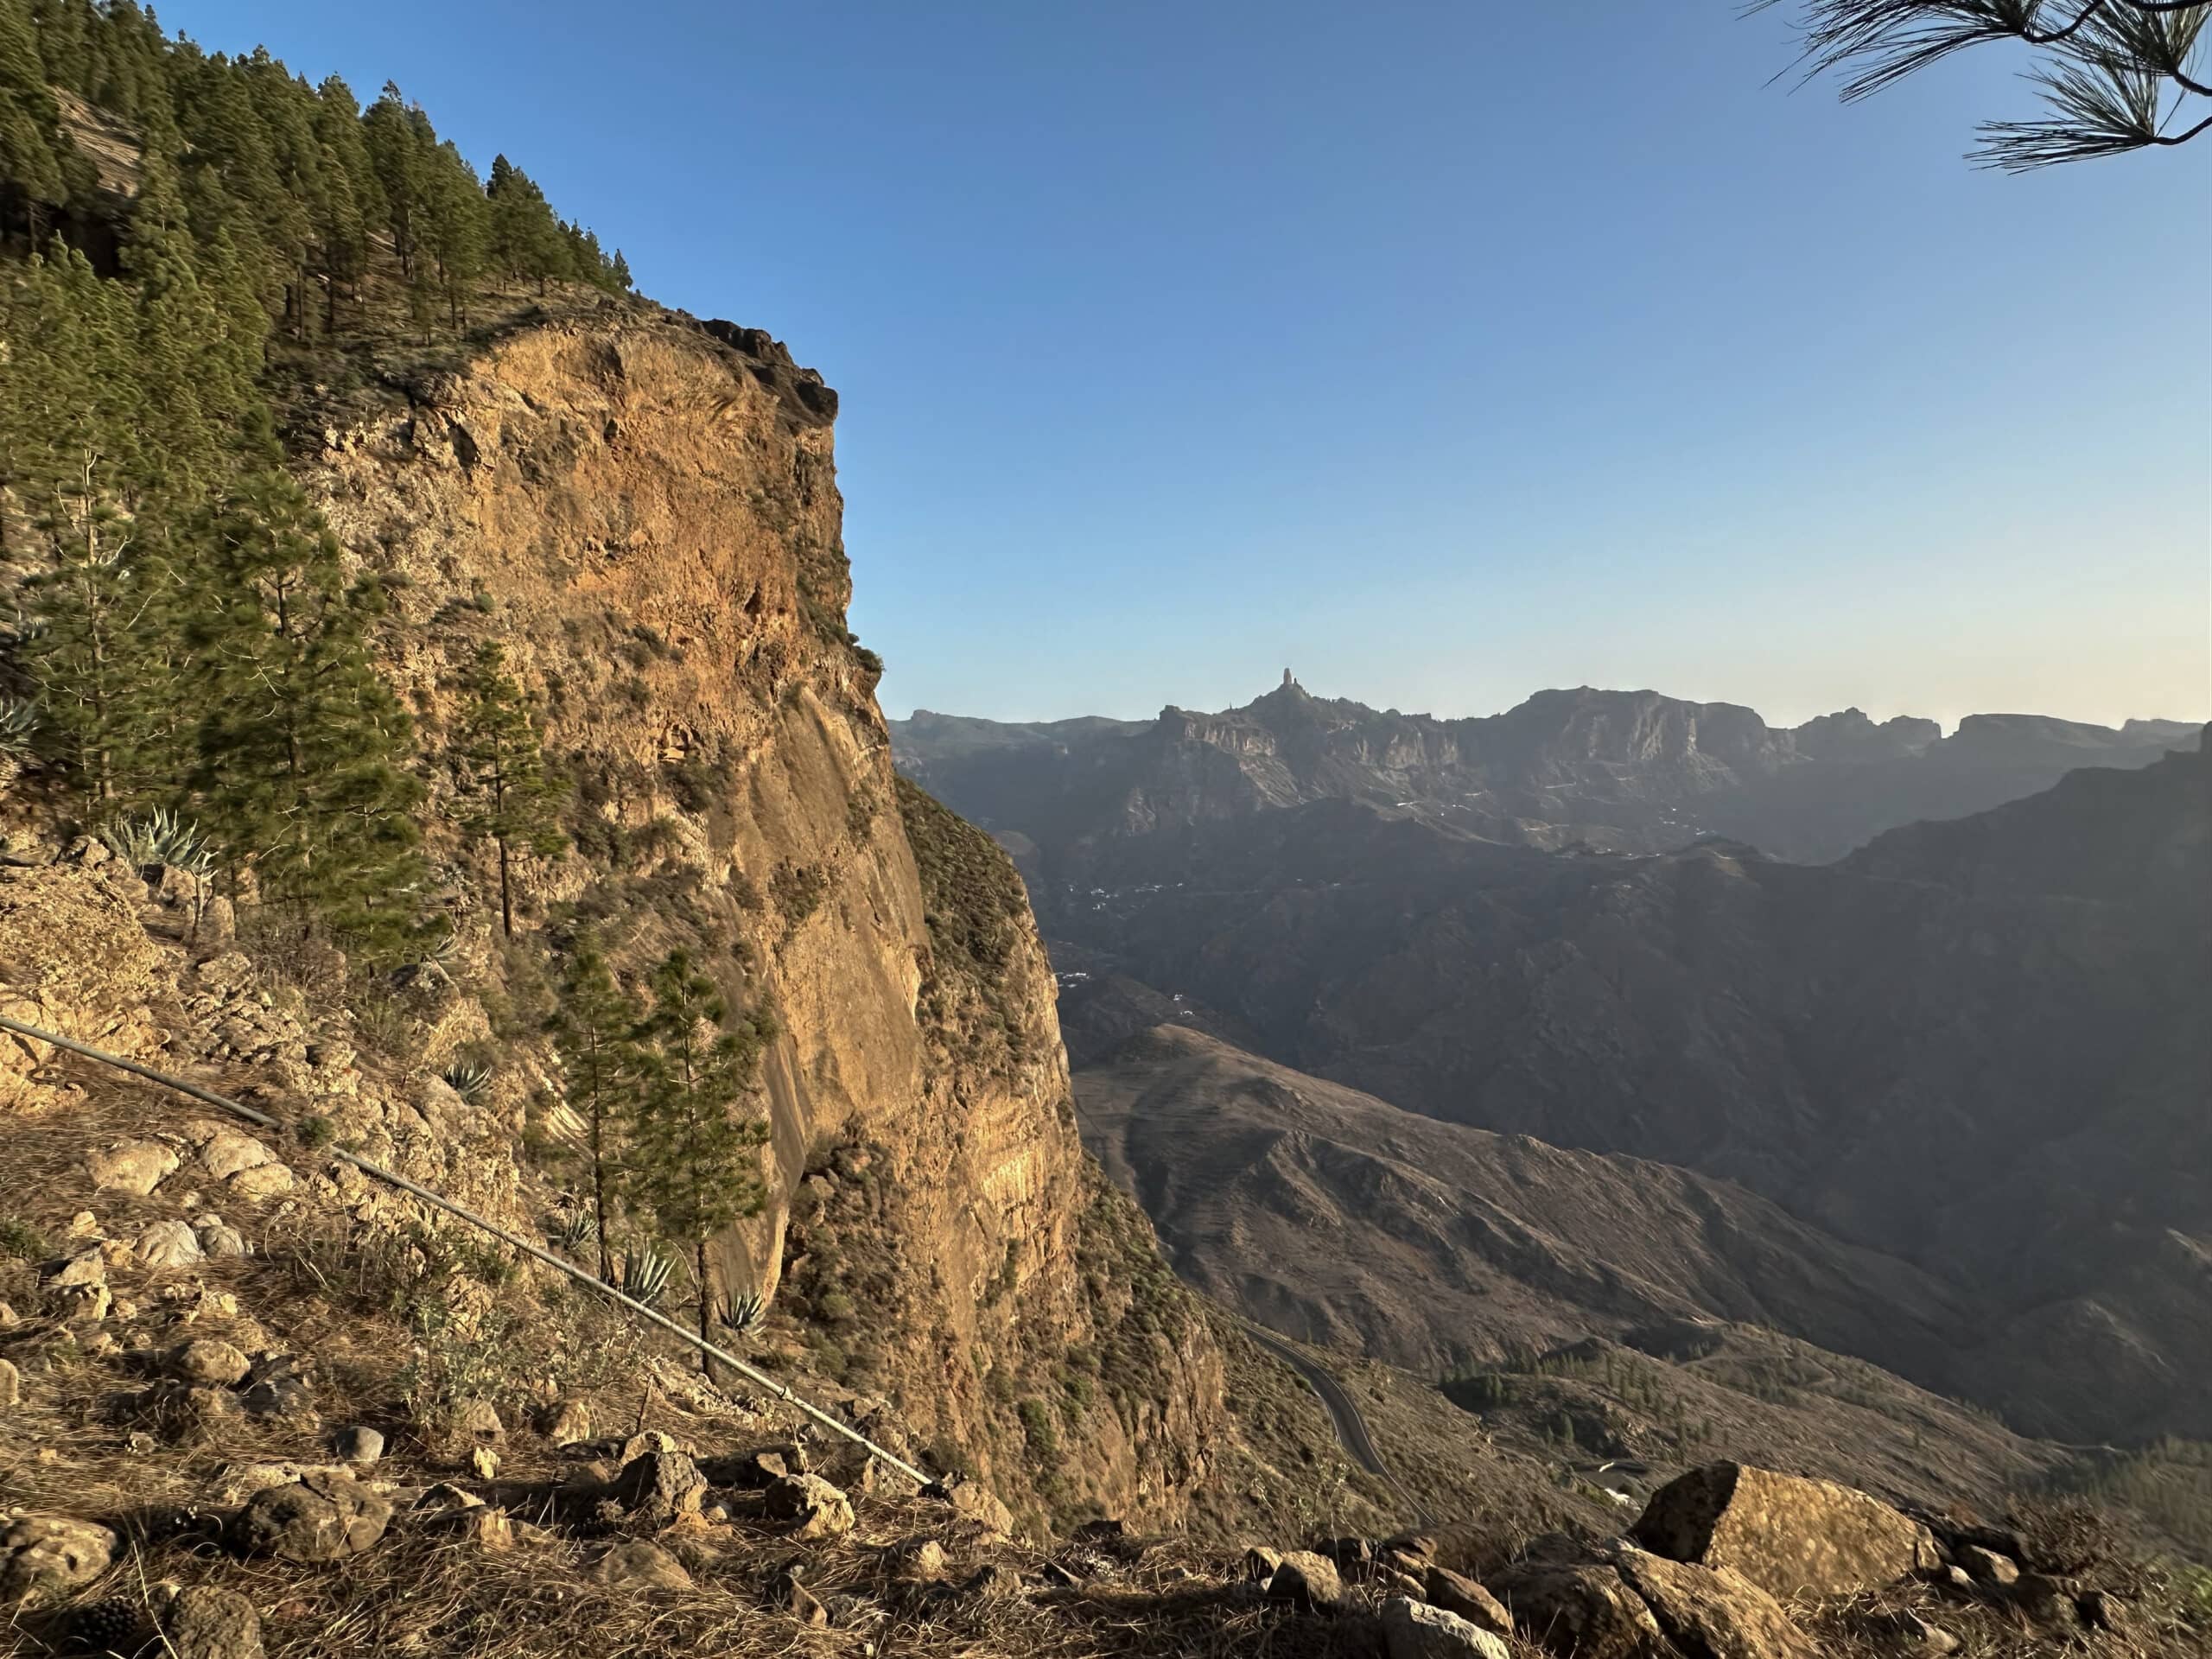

{"left": 591, "top": 1095, "right": 613, "bottom": 1285}
{"left": 497, "top": 836, "right": 512, "bottom": 937}
{"left": 695, "top": 1236, "right": 714, "bottom": 1375}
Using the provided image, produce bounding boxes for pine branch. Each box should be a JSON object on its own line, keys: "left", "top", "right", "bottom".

{"left": 1751, "top": 0, "right": 2212, "bottom": 166}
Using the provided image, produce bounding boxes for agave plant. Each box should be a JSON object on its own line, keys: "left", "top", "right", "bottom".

{"left": 0, "top": 698, "right": 39, "bottom": 760}
{"left": 97, "top": 808, "right": 218, "bottom": 877}
{"left": 721, "top": 1291, "right": 766, "bottom": 1336}
{"left": 552, "top": 1209, "right": 600, "bottom": 1254}
{"left": 616, "top": 1244, "right": 677, "bottom": 1307}
{"left": 439, "top": 1059, "right": 493, "bottom": 1103}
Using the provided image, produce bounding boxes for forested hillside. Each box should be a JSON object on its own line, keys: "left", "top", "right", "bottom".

{"left": 0, "top": 0, "right": 626, "bottom": 959}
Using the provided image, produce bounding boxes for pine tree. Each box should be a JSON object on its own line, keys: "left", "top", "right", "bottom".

{"left": 449, "top": 639, "right": 567, "bottom": 937}
{"left": 361, "top": 83, "right": 427, "bottom": 281}
{"left": 631, "top": 952, "right": 775, "bottom": 1352}
{"left": 188, "top": 427, "right": 429, "bottom": 959}
{"left": 421, "top": 138, "right": 487, "bottom": 327}
{"left": 549, "top": 933, "right": 644, "bottom": 1284}
{"left": 486, "top": 155, "right": 569, "bottom": 293}
{"left": 0, "top": 0, "right": 66, "bottom": 232}
{"left": 3, "top": 245, "right": 184, "bottom": 802}
{"left": 610, "top": 250, "right": 632, "bottom": 292}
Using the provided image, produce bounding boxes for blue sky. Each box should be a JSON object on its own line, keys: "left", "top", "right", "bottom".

{"left": 184, "top": 1, "right": 2209, "bottom": 728}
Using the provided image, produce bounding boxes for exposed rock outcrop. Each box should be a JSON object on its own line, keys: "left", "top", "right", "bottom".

{"left": 1630, "top": 1460, "right": 1939, "bottom": 1599}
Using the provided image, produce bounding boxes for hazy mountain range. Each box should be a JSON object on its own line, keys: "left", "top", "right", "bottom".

{"left": 893, "top": 678, "right": 2201, "bottom": 868}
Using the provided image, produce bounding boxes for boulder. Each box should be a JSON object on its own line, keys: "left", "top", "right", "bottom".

{"left": 87, "top": 1138, "right": 178, "bottom": 1195}
{"left": 137, "top": 1218, "right": 205, "bottom": 1268}
{"left": 173, "top": 1338, "right": 252, "bottom": 1387}
{"left": 1630, "top": 1461, "right": 1940, "bottom": 1600}
{"left": 1485, "top": 1561, "right": 1668, "bottom": 1659}
{"left": 232, "top": 1472, "right": 391, "bottom": 1561}
{"left": 157, "top": 1584, "right": 266, "bottom": 1659}
{"left": 610, "top": 1448, "right": 709, "bottom": 1522}
{"left": 1382, "top": 1596, "right": 1512, "bottom": 1659}
{"left": 1608, "top": 1543, "right": 1815, "bottom": 1659}
{"left": 588, "top": 1540, "right": 693, "bottom": 1592}
{"left": 1264, "top": 1549, "right": 1346, "bottom": 1612}
{"left": 1425, "top": 1565, "right": 1512, "bottom": 1637}
{"left": 0, "top": 1516, "right": 117, "bottom": 1605}
{"left": 764, "top": 1473, "right": 855, "bottom": 1541}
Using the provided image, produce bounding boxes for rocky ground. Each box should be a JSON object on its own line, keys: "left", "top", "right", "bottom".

{"left": 1, "top": 849, "right": 2206, "bottom": 1658}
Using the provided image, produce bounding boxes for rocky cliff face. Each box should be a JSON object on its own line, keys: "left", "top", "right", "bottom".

{"left": 289, "top": 300, "right": 1224, "bottom": 1530}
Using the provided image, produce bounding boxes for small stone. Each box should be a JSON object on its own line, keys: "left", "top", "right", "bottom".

{"left": 194, "top": 1217, "right": 249, "bottom": 1258}
{"left": 47, "top": 1248, "right": 108, "bottom": 1289}
{"left": 767, "top": 1564, "right": 829, "bottom": 1625}
{"left": 541, "top": 1398, "right": 593, "bottom": 1446}
{"left": 1960, "top": 1544, "right": 2019, "bottom": 1586}
{"left": 86, "top": 1138, "right": 178, "bottom": 1196}
{"left": 1382, "top": 1596, "right": 1512, "bottom": 1659}
{"left": 612, "top": 1448, "right": 708, "bottom": 1521}
{"left": 0, "top": 1302, "right": 18, "bottom": 1328}
{"left": 1266, "top": 1550, "right": 1346, "bottom": 1612}
{"left": 894, "top": 1536, "right": 950, "bottom": 1579}
{"left": 617, "top": 1427, "right": 680, "bottom": 1463}
{"left": 226, "top": 1162, "right": 295, "bottom": 1200}
{"left": 764, "top": 1473, "right": 854, "bottom": 1541}
{"left": 957, "top": 1563, "right": 1019, "bottom": 1600}
{"left": 452, "top": 1396, "right": 505, "bottom": 1443}
{"left": 174, "top": 1338, "right": 251, "bottom": 1387}
{"left": 416, "top": 1483, "right": 486, "bottom": 1514}
{"left": 1426, "top": 1565, "right": 1513, "bottom": 1636}
{"left": 333, "top": 1426, "right": 385, "bottom": 1465}
{"left": 927, "top": 1473, "right": 1012, "bottom": 1539}
{"left": 0, "top": 1357, "right": 18, "bottom": 1408}
{"left": 1850, "top": 1607, "right": 1961, "bottom": 1653}
{"left": 199, "top": 1131, "right": 273, "bottom": 1182}
{"left": 588, "top": 1540, "right": 692, "bottom": 1592}
{"left": 158, "top": 1584, "right": 265, "bottom": 1659}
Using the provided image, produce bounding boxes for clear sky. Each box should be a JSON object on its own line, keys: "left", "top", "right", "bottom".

{"left": 181, "top": 1, "right": 2209, "bottom": 730}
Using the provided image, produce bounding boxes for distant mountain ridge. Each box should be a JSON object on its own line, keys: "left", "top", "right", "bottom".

{"left": 1049, "top": 738, "right": 2211, "bottom": 1445}
{"left": 892, "top": 679, "right": 2199, "bottom": 866}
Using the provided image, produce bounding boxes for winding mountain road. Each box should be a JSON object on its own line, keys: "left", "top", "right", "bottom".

{"left": 1234, "top": 1317, "right": 1433, "bottom": 1527}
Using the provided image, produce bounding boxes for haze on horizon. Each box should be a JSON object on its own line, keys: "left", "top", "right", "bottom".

{"left": 180, "top": 1, "right": 2211, "bottom": 731}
